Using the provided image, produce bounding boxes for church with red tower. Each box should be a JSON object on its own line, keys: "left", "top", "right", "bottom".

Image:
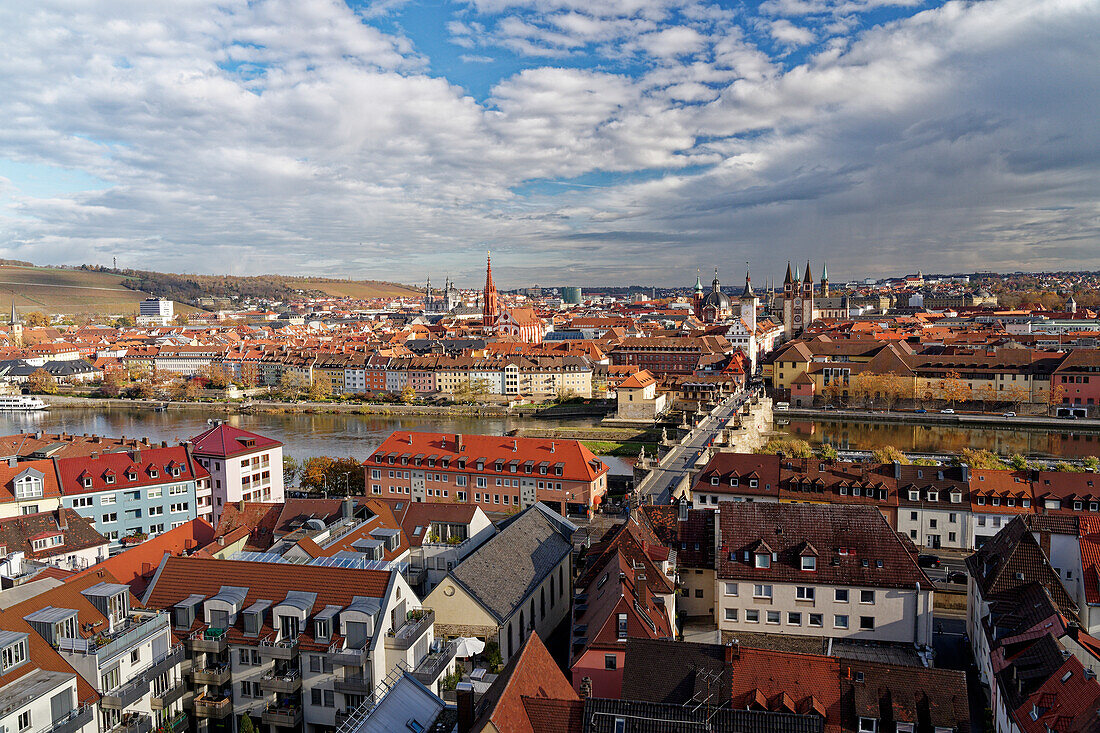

{"left": 481, "top": 251, "right": 543, "bottom": 343}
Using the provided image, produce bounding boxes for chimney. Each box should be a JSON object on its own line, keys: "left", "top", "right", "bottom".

{"left": 455, "top": 434, "right": 463, "bottom": 452}
{"left": 725, "top": 640, "right": 739, "bottom": 663}
{"left": 579, "top": 677, "right": 593, "bottom": 700}
{"left": 678, "top": 501, "right": 688, "bottom": 522}
{"left": 550, "top": 441, "right": 556, "bottom": 453}
{"left": 6, "top": 457, "right": 16, "bottom": 468}
{"left": 57, "top": 508, "right": 68, "bottom": 531}
{"left": 960, "top": 463, "right": 970, "bottom": 482}
{"left": 456, "top": 682, "right": 475, "bottom": 733}
{"left": 343, "top": 496, "right": 354, "bottom": 519}
{"left": 131, "top": 449, "right": 140, "bottom": 463}
{"left": 893, "top": 460, "right": 901, "bottom": 479}
{"left": 92, "top": 435, "right": 101, "bottom": 444}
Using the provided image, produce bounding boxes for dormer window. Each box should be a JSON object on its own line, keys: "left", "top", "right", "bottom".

{"left": 711, "top": 477, "right": 719, "bottom": 486}
{"left": 977, "top": 496, "right": 986, "bottom": 506}
{"left": 1007, "top": 498, "right": 1016, "bottom": 507}
{"left": 82, "top": 477, "right": 93, "bottom": 489}
{"left": 950, "top": 492, "right": 962, "bottom": 503}
{"left": 0, "top": 633, "right": 28, "bottom": 674}
{"left": 908, "top": 491, "right": 919, "bottom": 501}
{"left": 992, "top": 497, "right": 1001, "bottom": 506}
{"left": 1023, "top": 498, "right": 1031, "bottom": 508}
{"left": 754, "top": 553, "right": 770, "bottom": 569}
{"left": 315, "top": 618, "right": 330, "bottom": 641}
{"left": 170, "top": 467, "right": 181, "bottom": 477}
{"left": 149, "top": 468, "right": 158, "bottom": 479}
{"left": 801, "top": 556, "right": 816, "bottom": 571}
{"left": 126, "top": 470, "right": 137, "bottom": 481}
{"left": 927, "top": 492, "right": 938, "bottom": 502}
{"left": 105, "top": 474, "right": 115, "bottom": 485}
{"left": 14, "top": 471, "right": 44, "bottom": 499}
{"left": 749, "top": 479, "right": 757, "bottom": 488}
{"left": 859, "top": 718, "right": 878, "bottom": 733}
{"left": 1074, "top": 501, "right": 1083, "bottom": 511}
{"left": 730, "top": 478, "right": 739, "bottom": 487}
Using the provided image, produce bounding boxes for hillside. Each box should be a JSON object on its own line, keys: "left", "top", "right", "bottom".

{"left": 0, "top": 265, "right": 172, "bottom": 316}
{"left": 115, "top": 268, "right": 421, "bottom": 304}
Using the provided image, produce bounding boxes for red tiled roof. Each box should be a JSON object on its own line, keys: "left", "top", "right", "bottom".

{"left": 75, "top": 518, "right": 215, "bottom": 595}
{"left": 55, "top": 445, "right": 205, "bottom": 495}
{"left": 189, "top": 424, "right": 282, "bottom": 458}
{"left": 474, "top": 632, "right": 578, "bottom": 733}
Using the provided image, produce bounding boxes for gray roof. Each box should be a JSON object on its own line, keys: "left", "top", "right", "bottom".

{"left": 449, "top": 504, "right": 575, "bottom": 624}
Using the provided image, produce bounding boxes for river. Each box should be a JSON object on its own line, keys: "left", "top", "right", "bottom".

{"left": 2, "top": 408, "right": 1096, "bottom": 461}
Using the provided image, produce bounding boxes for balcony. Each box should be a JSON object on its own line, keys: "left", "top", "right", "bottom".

{"left": 384, "top": 608, "right": 434, "bottom": 650}
{"left": 333, "top": 674, "right": 373, "bottom": 695}
{"left": 188, "top": 627, "right": 228, "bottom": 654}
{"left": 145, "top": 644, "right": 185, "bottom": 680}
{"left": 43, "top": 703, "right": 94, "bottom": 733}
{"left": 259, "top": 669, "right": 301, "bottom": 694}
{"left": 411, "top": 640, "right": 457, "bottom": 688}
{"left": 57, "top": 612, "right": 169, "bottom": 665}
{"left": 110, "top": 712, "right": 152, "bottom": 733}
{"left": 261, "top": 703, "right": 303, "bottom": 728}
{"left": 258, "top": 636, "right": 298, "bottom": 660}
{"left": 161, "top": 712, "right": 188, "bottom": 732}
{"left": 192, "top": 695, "right": 231, "bottom": 719}
{"left": 329, "top": 642, "right": 368, "bottom": 667}
{"left": 101, "top": 676, "right": 149, "bottom": 710}
{"left": 150, "top": 682, "right": 187, "bottom": 711}
{"left": 191, "top": 664, "right": 231, "bottom": 686}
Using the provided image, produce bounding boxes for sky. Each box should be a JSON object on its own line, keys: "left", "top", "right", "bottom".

{"left": 0, "top": 0, "right": 1096, "bottom": 288}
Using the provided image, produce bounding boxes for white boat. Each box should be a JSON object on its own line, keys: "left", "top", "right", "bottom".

{"left": 0, "top": 395, "right": 48, "bottom": 411}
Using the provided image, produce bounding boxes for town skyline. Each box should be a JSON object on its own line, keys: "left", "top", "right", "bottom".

{"left": 0, "top": 0, "right": 1096, "bottom": 284}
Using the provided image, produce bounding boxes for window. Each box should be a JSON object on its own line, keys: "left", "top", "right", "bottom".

{"left": 809, "top": 613, "right": 823, "bottom": 627}
{"left": 170, "top": 503, "right": 188, "bottom": 513}
{"left": 860, "top": 616, "right": 875, "bottom": 630}
{"left": 101, "top": 494, "right": 116, "bottom": 505}
{"left": 859, "top": 717, "right": 878, "bottom": 733}
{"left": 910, "top": 511, "right": 918, "bottom": 521}
{"left": 834, "top": 589, "right": 848, "bottom": 603}
{"left": 723, "top": 582, "right": 738, "bottom": 596}
{"left": 149, "top": 506, "right": 163, "bottom": 516}
{"left": 754, "top": 553, "right": 770, "bottom": 568}
{"left": 130, "top": 649, "right": 140, "bottom": 665}
{"left": 746, "top": 609, "right": 760, "bottom": 623}
{"left": 860, "top": 590, "right": 875, "bottom": 604}
{"left": 834, "top": 614, "right": 849, "bottom": 629}
{"left": 787, "top": 612, "right": 802, "bottom": 626}
{"left": 796, "top": 586, "right": 815, "bottom": 601}
{"left": 724, "top": 608, "right": 738, "bottom": 621}
{"left": 1, "top": 639, "right": 27, "bottom": 672}
{"left": 17, "top": 711, "right": 29, "bottom": 732}
{"left": 694, "top": 589, "right": 703, "bottom": 598}
{"left": 766, "top": 611, "right": 780, "bottom": 624}
{"left": 102, "top": 513, "right": 117, "bottom": 523}
{"left": 801, "top": 556, "right": 816, "bottom": 571}
{"left": 239, "top": 648, "right": 250, "bottom": 665}
{"left": 604, "top": 654, "right": 617, "bottom": 670}
{"left": 753, "top": 584, "right": 772, "bottom": 599}
{"left": 617, "top": 613, "right": 628, "bottom": 639}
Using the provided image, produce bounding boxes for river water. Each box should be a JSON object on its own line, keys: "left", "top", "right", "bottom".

{"left": 1, "top": 408, "right": 1096, "bottom": 461}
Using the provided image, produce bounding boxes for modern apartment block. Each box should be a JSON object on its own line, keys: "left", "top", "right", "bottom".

{"left": 364, "top": 431, "right": 609, "bottom": 514}
{"left": 142, "top": 555, "right": 451, "bottom": 733}
{"left": 189, "top": 424, "right": 285, "bottom": 526}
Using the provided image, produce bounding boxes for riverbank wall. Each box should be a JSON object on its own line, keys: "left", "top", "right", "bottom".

{"left": 782, "top": 407, "right": 1100, "bottom": 432}
{"left": 41, "top": 395, "right": 514, "bottom": 417}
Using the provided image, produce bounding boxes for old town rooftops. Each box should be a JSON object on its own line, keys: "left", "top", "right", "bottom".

{"left": 55, "top": 445, "right": 206, "bottom": 495}
{"left": 716, "top": 503, "right": 928, "bottom": 589}
{"left": 366, "top": 432, "right": 608, "bottom": 482}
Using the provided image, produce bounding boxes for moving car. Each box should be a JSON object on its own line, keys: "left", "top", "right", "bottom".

{"left": 940, "top": 408, "right": 955, "bottom": 414}
{"left": 1003, "top": 411, "right": 1016, "bottom": 417}
{"left": 918, "top": 554, "right": 941, "bottom": 568}
{"left": 914, "top": 408, "right": 927, "bottom": 413}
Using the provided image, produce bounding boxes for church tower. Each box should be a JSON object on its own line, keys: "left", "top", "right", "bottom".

{"left": 740, "top": 267, "right": 757, "bottom": 334}
{"left": 424, "top": 274, "right": 433, "bottom": 312}
{"left": 9, "top": 301, "right": 21, "bottom": 348}
{"left": 782, "top": 261, "right": 795, "bottom": 338}
{"left": 482, "top": 251, "right": 499, "bottom": 327}
{"left": 820, "top": 262, "right": 829, "bottom": 297}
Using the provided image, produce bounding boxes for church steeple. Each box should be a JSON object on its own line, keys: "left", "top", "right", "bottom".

{"left": 711, "top": 267, "right": 721, "bottom": 293}
{"left": 803, "top": 260, "right": 813, "bottom": 283}
{"left": 482, "top": 251, "right": 499, "bottom": 326}
{"left": 820, "top": 261, "right": 829, "bottom": 297}
{"left": 694, "top": 270, "right": 703, "bottom": 294}
{"left": 783, "top": 261, "right": 793, "bottom": 285}
{"left": 741, "top": 266, "right": 753, "bottom": 298}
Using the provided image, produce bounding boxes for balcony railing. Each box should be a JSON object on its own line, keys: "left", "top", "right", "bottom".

{"left": 261, "top": 703, "right": 303, "bottom": 728}
{"left": 384, "top": 608, "right": 433, "bottom": 650}
{"left": 328, "top": 641, "right": 368, "bottom": 666}
{"left": 160, "top": 712, "right": 188, "bottom": 732}
{"left": 57, "top": 612, "right": 168, "bottom": 663}
{"left": 145, "top": 644, "right": 185, "bottom": 680}
{"left": 258, "top": 635, "right": 299, "bottom": 659}
{"left": 192, "top": 695, "right": 231, "bottom": 719}
{"left": 101, "top": 675, "right": 149, "bottom": 710}
{"left": 38, "top": 704, "right": 94, "bottom": 733}
{"left": 259, "top": 669, "right": 301, "bottom": 693}
{"left": 411, "top": 640, "right": 457, "bottom": 686}
{"left": 191, "top": 664, "right": 231, "bottom": 686}
{"left": 110, "top": 713, "right": 152, "bottom": 733}
{"left": 333, "top": 674, "right": 373, "bottom": 695}
{"left": 150, "top": 682, "right": 187, "bottom": 711}
{"left": 187, "top": 626, "right": 228, "bottom": 654}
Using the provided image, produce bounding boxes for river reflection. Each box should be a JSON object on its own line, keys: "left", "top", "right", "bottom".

{"left": 778, "top": 418, "right": 1100, "bottom": 459}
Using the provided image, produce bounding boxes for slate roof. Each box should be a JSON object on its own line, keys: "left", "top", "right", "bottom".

{"left": 449, "top": 503, "right": 574, "bottom": 624}
{"left": 581, "top": 698, "right": 825, "bottom": 733}
{"left": 622, "top": 638, "right": 729, "bottom": 706}
{"left": 716, "top": 503, "right": 928, "bottom": 589}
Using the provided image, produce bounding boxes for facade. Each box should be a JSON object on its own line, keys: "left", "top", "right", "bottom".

{"left": 614, "top": 370, "right": 666, "bottom": 421}
{"left": 54, "top": 445, "right": 209, "bottom": 548}
{"left": 189, "top": 423, "right": 285, "bottom": 526}
{"left": 782, "top": 261, "right": 818, "bottom": 338}
{"left": 142, "top": 555, "right": 441, "bottom": 733}
{"left": 0, "top": 508, "right": 108, "bottom": 572}
{"left": 400, "top": 502, "right": 496, "bottom": 595}
{"left": 715, "top": 502, "right": 934, "bottom": 647}
{"left": 364, "top": 431, "right": 609, "bottom": 514}
{"left": 137, "top": 297, "right": 174, "bottom": 326}
{"left": 422, "top": 503, "right": 575, "bottom": 663}
{"left": 640, "top": 504, "right": 717, "bottom": 618}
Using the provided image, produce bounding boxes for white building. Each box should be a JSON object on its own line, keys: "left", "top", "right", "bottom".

{"left": 189, "top": 424, "right": 285, "bottom": 526}
{"left": 137, "top": 298, "right": 174, "bottom": 327}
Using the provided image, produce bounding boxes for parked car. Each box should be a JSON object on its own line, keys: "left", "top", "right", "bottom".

{"left": 914, "top": 408, "right": 927, "bottom": 413}
{"left": 918, "top": 554, "right": 941, "bottom": 568}
{"left": 1003, "top": 411, "right": 1016, "bottom": 417}
{"left": 947, "top": 570, "right": 968, "bottom": 584}
{"left": 940, "top": 408, "right": 955, "bottom": 414}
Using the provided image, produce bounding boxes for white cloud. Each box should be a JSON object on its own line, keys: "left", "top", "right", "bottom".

{"left": 769, "top": 19, "right": 815, "bottom": 46}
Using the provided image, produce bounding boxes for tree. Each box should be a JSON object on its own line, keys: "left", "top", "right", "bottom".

{"left": 202, "top": 363, "right": 232, "bottom": 389}
{"left": 939, "top": 371, "right": 970, "bottom": 407}
{"left": 99, "top": 370, "right": 127, "bottom": 397}
{"left": 400, "top": 384, "right": 416, "bottom": 404}
{"left": 309, "top": 374, "right": 333, "bottom": 402}
{"left": 954, "top": 449, "right": 1006, "bottom": 470}
{"left": 239, "top": 362, "right": 259, "bottom": 388}
{"left": 283, "top": 456, "right": 301, "bottom": 486}
{"left": 878, "top": 374, "right": 911, "bottom": 412}
{"left": 278, "top": 371, "right": 309, "bottom": 400}
{"left": 1049, "top": 382, "right": 1067, "bottom": 414}
{"left": 1009, "top": 454, "right": 1029, "bottom": 470}
{"left": 27, "top": 368, "right": 57, "bottom": 394}
{"left": 239, "top": 715, "right": 256, "bottom": 733}
{"left": 817, "top": 444, "right": 839, "bottom": 460}
{"left": 298, "top": 456, "right": 365, "bottom": 494}
{"left": 1084, "top": 456, "right": 1100, "bottom": 472}
{"left": 757, "top": 438, "right": 813, "bottom": 458}
{"left": 1006, "top": 384, "right": 1030, "bottom": 413}
{"left": 871, "top": 445, "right": 910, "bottom": 465}
{"left": 22, "top": 311, "right": 48, "bottom": 327}
{"left": 974, "top": 384, "right": 999, "bottom": 413}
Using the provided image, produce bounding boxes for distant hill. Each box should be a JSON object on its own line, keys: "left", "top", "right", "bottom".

{"left": 0, "top": 263, "right": 422, "bottom": 317}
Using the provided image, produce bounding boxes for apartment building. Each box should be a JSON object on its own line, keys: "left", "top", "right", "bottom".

{"left": 399, "top": 502, "right": 496, "bottom": 595}
{"left": 639, "top": 504, "right": 716, "bottom": 618}
{"left": 715, "top": 502, "right": 934, "bottom": 647}
{"left": 895, "top": 464, "right": 969, "bottom": 550}
{"left": 142, "top": 555, "right": 446, "bottom": 733}
{"left": 0, "top": 458, "right": 64, "bottom": 519}
{"left": 54, "top": 446, "right": 209, "bottom": 548}
{"left": 423, "top": 504, "right": 575, "bottom": 663}
{"left": 0, "top": 508, "right": 109, "bottom": 572}
{"left": 189, "top": 424, "right": 284, "bottom": 526}
{"left": 364, "top": 431, "right": 609, "bottom": 514}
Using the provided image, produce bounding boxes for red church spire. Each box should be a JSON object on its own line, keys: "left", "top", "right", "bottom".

{"left": 483, "top": 250, "right": 499, "bottom": 326}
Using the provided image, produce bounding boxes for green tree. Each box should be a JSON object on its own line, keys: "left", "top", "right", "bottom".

{"left": 27, "top": 368, "right": 58, "bottom": 394}
{"left": 1084, "top": 456, "right": 1099, "bottom": 472}
{"left": 954, "top": 448, "right": 1006, "bottom": 470}
{"left": 817, "top": 444, "right": 839, "bottom": 460}
{"left": 757, "top": 438, "right": 813, "bottom": 458}
{"left": 283, "top": 456, "right": 301, "bottom": 486}
{"left": 1053, "top": 461, "right": 1085, "bottom": 473}
{"left": 1009, "top": 454, "right": 1029, "bottom": 470}
{"left": 239, "top": 714, "right": 256, "bottom": 733}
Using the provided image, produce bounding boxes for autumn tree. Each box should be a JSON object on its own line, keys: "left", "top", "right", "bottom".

{"left": 1006, "top": 384, "right": 1030, "bottom": 413}
{"left": 954, "top": 448, "right": 1006, "bottom": 470}
{"left": 278, "top": 371, "right": 309, "bottom": 400}
{"left": 871, "top": 445, "right": 910, "bottom": 465}
{"left": 400, "top": 384, "right": 416, "bottom": 404}
{"left": 309, "top": 374, "right": 333, "bottom": 401}
{"left": 239, "top": 362, "right": 259, "bottom": 388}
{"left": 939, "top": 371, "right": 970, "bottom": 407}
{"left": 99, "top": 371, "right": 127, "bottom": 397}
{"left": 298, "top": 456, "right": 365, "bottom": 494}
{"left": 202, "top": 363, "right": 232, "bottom": 389}
{"left": 23, "top": 311, "right": 48, "bottom": 327}
{"left": 757, "top": 438, "right": 814, "bottom": 458}
{"left": 27, "top": 368, "right": 57, "bottom": 394}
{"left": 1049, "top": 381, "right": 1067, "bottom": 415}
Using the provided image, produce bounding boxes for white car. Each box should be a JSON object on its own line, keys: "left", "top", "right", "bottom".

{"left": 1003, "top": 411, "right": 1016, "bottom": 417}
{"left": 940, "top": 408, "right": 955, "bottom": 414}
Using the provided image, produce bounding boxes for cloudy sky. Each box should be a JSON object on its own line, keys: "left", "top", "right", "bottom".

{"left": 0, "top": 0, "right": 1096, "bottom": 287}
